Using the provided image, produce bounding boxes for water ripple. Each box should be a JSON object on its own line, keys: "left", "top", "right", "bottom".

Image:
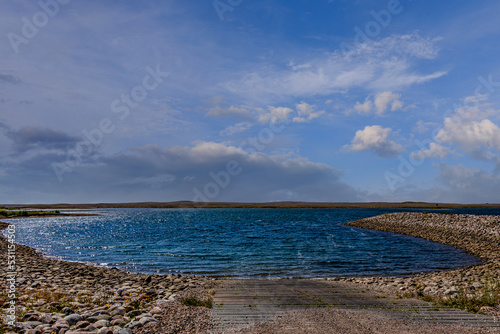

{"left": 4, "top": 207, "right": 494, "bottom": 278}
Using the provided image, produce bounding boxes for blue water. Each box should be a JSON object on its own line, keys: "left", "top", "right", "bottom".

{"left": 5, "top": 208, "right": 498, "bottom": 278}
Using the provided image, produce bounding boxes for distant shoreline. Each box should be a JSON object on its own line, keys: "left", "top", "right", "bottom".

{"left": 3, "top": 201, "right": 500, "bottom": 209}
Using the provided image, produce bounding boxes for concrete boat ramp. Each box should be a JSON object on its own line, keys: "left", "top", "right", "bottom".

{"left": 210, "top": 279, "right": 500, "bottom": 333}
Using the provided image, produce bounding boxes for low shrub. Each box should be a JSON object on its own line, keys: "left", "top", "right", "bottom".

{"left": 180, "top": 296, "right": 213, "bottom": 308}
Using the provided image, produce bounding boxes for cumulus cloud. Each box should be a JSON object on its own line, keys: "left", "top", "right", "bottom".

{"left": 411, "top": 142, "right": 450, "bottom": 160}
{"left": 258, "top": 106, "right": 294, "bottom": 124}
{"left": 353, "top": 98, "right": 373, "bottom": 114}
{"left": 292, "top": 102, "right": 325, "bottom": 123}
{"left": 374, "top": 91, "right": 403, "bottom": 114}
{"left": 344, "top": 125, "right": 404, "bottom": 157}
{"left": 391, "top": 99, "right": 404, "bottom": 111}
{"left": 436, "top": 118, "right": 500, "bottom": 152}
{"left": 351, "top": 92, "right": 403, "bottom": 115}
{"left": 207, "top": 100, "right": 326, "bottom": 132}
{"left": 413, "top": 95, "right": 500, "bottom": 162}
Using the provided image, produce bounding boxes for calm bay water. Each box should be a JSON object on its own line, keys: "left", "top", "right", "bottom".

{"left": 6, "top": 208, "right": 499, "bottom": 278}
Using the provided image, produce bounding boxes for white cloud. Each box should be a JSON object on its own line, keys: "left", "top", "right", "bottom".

{"left": 292, "top": 102, "right": 325, "bottom": 123}
{"left": 186, "top": 141, "right": 247, "bottom": 160}
{"left": 207, "top": 100, "right": 326, "bottom": 127}
{"left": 351, "top": 92, "right": 403, "bottom": 115}
{"left": 353, "top": 98, "right": 373, "bottom": 114}
{"left": 206, "top": 104, "right": 255, "bottom": 120}
{"left": 411, "top": 142, "right": 450, "bottom": 160}
{"left": 412, "top": 95, "right": 500, "bottom": 163}
{"left": 436, "top": 118, "right": 500, "bottom": 152}
{"left": 344, "top": 125, "right": 404, "bottom": 157}
{"left": 220, "top": 122, "right": 253, "bottom": 136}
{"left": 258, "top": 106, "right": 294, "bottom": 124}
{"left": 448, "top": 96, "right": 496, "bottom": 122}
{"left": 391, "top": 99, "right": 404, "bottom": 111}
{"left": 288, "top": 61, "right": 312, "bottom": 71}
{"left": 463, "top": 94, "right": 489, "bottom": 106}
{"left": 374, "top": 91, "right": 403, "bottom": 115}
{"left": 431, "top": 96, "right": 500, "bottom": 160}
{"left": 225, "top": 34, "right": 446, "bottom": 101}
{"left": 343, "top": 34, "right": 441, "bottom": 60}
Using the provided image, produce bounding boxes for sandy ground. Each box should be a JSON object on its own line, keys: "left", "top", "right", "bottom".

{"left": 236, "top": 308, "right": 500, "bottom": 334}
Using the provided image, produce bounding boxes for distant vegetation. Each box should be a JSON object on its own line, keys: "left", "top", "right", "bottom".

{"left": 0, "top": 209, "right": 61, "bottom": 218}
{"left": 3, "top": 201, "right": 500, "bottom": 210}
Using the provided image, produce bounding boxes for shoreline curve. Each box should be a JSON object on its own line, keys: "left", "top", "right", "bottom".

{"left": 336, "top": 212, "right": 500, "bottom": 317}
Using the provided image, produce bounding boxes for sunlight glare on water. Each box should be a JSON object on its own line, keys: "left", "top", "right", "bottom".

{"left": 5, "top": 208, "right": 486, "bottom": 278}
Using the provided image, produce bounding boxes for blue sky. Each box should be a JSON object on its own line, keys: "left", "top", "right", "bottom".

{"left": 1, "top": 0, "right": 500, "bottom": 204}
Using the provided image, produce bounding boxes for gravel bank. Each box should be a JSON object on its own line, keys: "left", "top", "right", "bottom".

{"left": 0, "top": 221, "right": 216, "bottom": 334}
{"left": 341, "top": 212, "right": 500, "bottom": 318}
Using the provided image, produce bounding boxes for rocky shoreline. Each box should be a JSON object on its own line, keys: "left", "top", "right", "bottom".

{"left": 339, "top": 212, "right": 500, "bottom": 318}
{"left": 0, "top": 221, "right": 217, "bottom": 334}
{"left": 2, "top": 212, "right": 500, "bottom": 333}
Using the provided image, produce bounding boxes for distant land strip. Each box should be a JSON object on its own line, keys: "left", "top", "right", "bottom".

{"left": 2, "top": 201, "right": 500, "bottom": 209}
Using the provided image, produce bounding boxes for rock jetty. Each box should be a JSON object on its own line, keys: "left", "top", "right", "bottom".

{"left": 341, "top": 212, "right": 500, "bottom": 318}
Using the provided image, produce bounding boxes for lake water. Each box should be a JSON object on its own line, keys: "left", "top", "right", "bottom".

{"left": 6, "top": 208, "right": 498, "bottom": 278}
